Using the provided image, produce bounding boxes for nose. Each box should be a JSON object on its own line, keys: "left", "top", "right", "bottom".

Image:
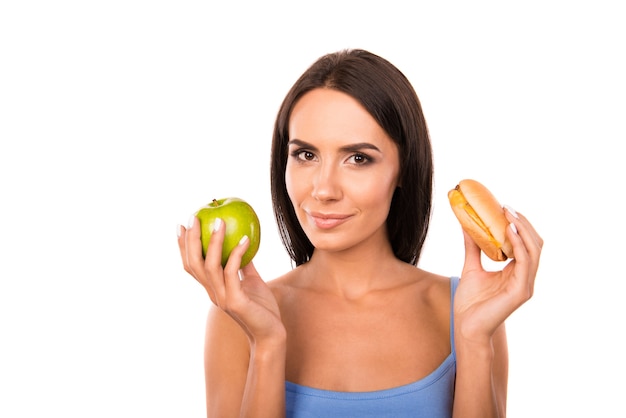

{"left": 312, "top": 162, "right": 341, "bottom": 202}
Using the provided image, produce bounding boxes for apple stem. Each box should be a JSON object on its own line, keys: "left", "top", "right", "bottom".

{"left": 211, "top": 199, "right": 218, "bottom": 207}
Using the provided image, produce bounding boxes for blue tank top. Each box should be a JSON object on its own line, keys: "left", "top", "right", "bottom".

{"left": 284, "top": 277, "right": 459, "bottom": 418}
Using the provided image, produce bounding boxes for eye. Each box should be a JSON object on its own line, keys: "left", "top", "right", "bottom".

{"left": 290, "top": 149, "right": 317, "bottom": 162}
{"left": 347, "top": 153, "right": 371, "bottom": 165}
{"left": 301, "top": 151, "right": 315, "bottom": 161}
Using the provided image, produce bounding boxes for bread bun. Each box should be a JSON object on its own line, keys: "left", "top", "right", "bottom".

{"left": 448, "top": 179, "right": 513, "bottom": 261}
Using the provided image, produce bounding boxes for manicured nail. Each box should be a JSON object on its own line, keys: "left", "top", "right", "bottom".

{"left": 213, "top": 217, "right": 222, "bottom": 232}
{"left": 238, "top": 235, "right": 249, "bottom": 246}
{"left": 176, "top": 224, "right": 182, "bottom": 237}
{"left": 187, "top": 214, "right": 196, "bottom": 229}
{"left": 504, "top": 205, "right": 519, "bottom": 219}
{"left": 510, "top": 222, "right": 518, "bottom": 234}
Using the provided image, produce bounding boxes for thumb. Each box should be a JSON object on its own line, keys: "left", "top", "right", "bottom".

{"left": 462, "top": 230, "right": 483, "bottom": 274}
{"left": 240, "top": 260, "right": 262, "bottom": 282}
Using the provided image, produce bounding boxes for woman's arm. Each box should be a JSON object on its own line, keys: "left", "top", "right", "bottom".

{"left": 204, "top": 305, "right": 286, "bottom": 418}
{"left": 452, "top": 207, "right": 542, "bottom": 417}
{"left": 239, "top": 329, "right": 287, "bottom": 418}
{"left": 453, "top": 323, "right": 508, "bottom": 417}
{"left": 179, "top": 217, "right": 287, "bottom": 417}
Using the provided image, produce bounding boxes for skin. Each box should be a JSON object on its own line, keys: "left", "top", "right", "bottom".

{"left": 177, "top": 88, "right": 543, "bottom": 418}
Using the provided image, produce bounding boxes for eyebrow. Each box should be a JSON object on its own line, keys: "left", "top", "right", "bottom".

{"left": 288, "top": 139, "right": 382, "bottom": 154}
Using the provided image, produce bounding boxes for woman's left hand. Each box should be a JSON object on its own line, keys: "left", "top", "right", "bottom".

{"left": 454, "top": 206, "right": 543, "bottom": 343}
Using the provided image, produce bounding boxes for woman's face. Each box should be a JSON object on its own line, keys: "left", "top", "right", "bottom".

{"left": 286, "top": 88, "right": 401, "bottom": 254}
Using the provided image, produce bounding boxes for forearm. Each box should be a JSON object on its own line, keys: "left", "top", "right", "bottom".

{"left": 240, "top": 338, "right": 287, "bottom": 418}
{"left": 453, "top": 325, "right": 508, "bottom": 418}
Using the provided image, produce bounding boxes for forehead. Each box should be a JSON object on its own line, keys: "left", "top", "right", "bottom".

{"left": 289, "top": 88, "right": 394, "bottom": 148}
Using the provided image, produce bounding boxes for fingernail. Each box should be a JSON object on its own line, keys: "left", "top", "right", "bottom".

{"left": 510, "top": 222, "right": 518, "bottom": 234}
{"left": 213, "top": 217, "right": 222, "bottom": 232}
{"left": 187, "top": 214, "right": 196, "bottom": 229}
{"left": 176, "top": 224, "right": 182, "bottom": 237}
{"left": 504, "top": 205, "right": 519, "bottom": 219}
{"left": 238, "top": 235, "right": 249, "bottom": 246}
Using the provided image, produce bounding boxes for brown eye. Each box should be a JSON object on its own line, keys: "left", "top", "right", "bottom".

{"left": 296, "top": 150, "right": 315, "bottom": 161}
{"left": 290, "top": 148, "right": 317, "bottom": 162}
{"left": 347, "top": 153, "right": 371, "bottom": 165}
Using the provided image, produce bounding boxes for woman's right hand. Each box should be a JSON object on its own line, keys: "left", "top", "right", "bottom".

{"left": 177, "top": 216, "right": 285, "bottom": 346}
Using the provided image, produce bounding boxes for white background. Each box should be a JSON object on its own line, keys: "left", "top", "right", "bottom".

{"left": 1, "top": 1, "right": 624, "bottom": 416}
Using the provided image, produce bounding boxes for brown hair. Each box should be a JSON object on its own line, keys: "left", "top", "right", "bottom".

{"left": 270, "top": 49, "right": 433, "bottom": 266}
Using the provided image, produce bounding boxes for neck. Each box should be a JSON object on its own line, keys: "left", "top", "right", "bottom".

{"left": 302, "top": 241, "right": 406, "bottom": 300}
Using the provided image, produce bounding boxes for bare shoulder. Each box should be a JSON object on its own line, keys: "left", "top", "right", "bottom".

{"left": 402, "top": 266, "right": 455, "bottom": 302}
{"left": 266, "top": 268, "right": 303, "bottom": 305}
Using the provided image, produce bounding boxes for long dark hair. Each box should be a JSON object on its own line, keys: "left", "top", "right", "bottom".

{"left": 270, "top": 49, "right": 433, "bottom": 266}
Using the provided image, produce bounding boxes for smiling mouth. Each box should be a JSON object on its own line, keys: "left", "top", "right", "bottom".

{"left": 306, "top": 212, "right": 352, "bottom": 230}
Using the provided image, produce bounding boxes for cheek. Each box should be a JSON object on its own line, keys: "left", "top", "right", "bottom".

{"left": 355, "top": 171, "right": 399, "bottom": 206}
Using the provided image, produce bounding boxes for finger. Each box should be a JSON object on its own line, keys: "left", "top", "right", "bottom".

{"left": 185, "top": 215, "right": 205, "bottom": 277}
{"left": 505, "top": 221, "right": 536, "bottom": 301}
{"left": 503, "top": 210, "right": 539, "bottom": 301}
{"left": 204, "top": 217, "right": 227, "bottom": 304}
{"left": 505, "top": 207, "right": 543, "bottom": 286}
{"left": 505, "top": 207, "right": 542, "bottom": 250}
{"left": 182, "top": 216, "right": 218, "bottom": 303}
{"left": 505, "top": 208, "right": 543, "bottom": 273}
{"left": 239, "top": 261, "right": 267, "bottom": 292}
{"left": 223, "top": 235, "right": 250, "bottom": 296}
{"left": 177, "top": 224, "right": 189, "bottom": 271}
{"left": 506, "top": 220, "right": 528, "bottom": 267}
{"left": 461, "top": 229, "right": 483, "bottom": 274}
{"left": 204, "top": 217, "right": 226, "bottom": 268}
{"left": 240, "top": 259, "right": 260, "bottom": 280}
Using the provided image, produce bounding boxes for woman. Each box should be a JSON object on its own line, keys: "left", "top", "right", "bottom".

{"left": 177, "top": 49, "right": 543, "bottom": 417}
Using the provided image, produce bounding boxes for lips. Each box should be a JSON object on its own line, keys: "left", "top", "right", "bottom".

{"left": 306, "top": 211, "right": 353, "bottom": 230}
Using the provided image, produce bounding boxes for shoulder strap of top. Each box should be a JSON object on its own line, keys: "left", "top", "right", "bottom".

{"left": 450, "top": 277, "right": 460, "bottom": 358}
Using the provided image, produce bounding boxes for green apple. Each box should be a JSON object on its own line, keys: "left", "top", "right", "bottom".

{"left": 195, "top": 197, "right": 261, "bottom": 268}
